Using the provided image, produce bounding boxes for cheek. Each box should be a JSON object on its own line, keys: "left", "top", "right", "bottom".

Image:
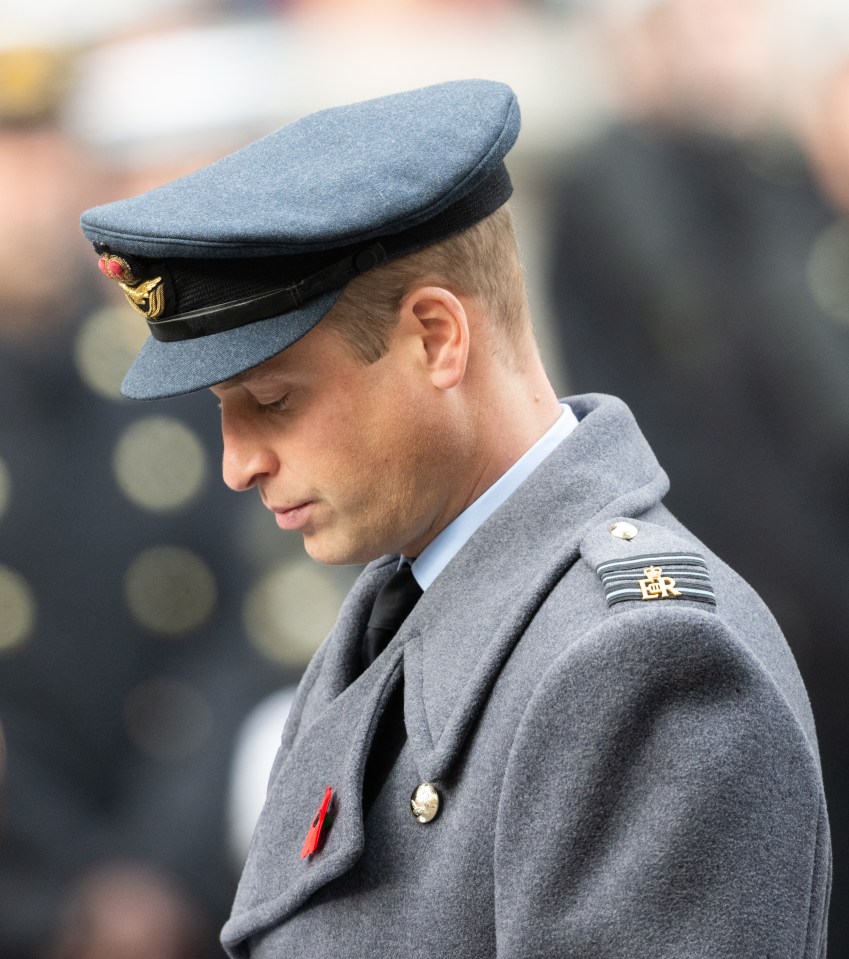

{"left": 365, "top": 409, "right": 446, "bottom": 519}
{"left": 333, "top": 384, "right": 414, "bottom": 479}
{"left": 333, "top": 408, "right": 420, "bottom": 519}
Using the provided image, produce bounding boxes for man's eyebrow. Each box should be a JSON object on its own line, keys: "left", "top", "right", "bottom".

{"left": 219, "top": 363, "right": 294, "bottom": 391}
{"left": 225, "top": 369, "right": 253, "bottom": 386}
{"left": 219, "top": 367, "right": 265, "bottom": 389}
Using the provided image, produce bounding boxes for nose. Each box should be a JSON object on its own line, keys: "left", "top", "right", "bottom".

{"left": 220, "top": 411, "right": 279, "bottom": 492}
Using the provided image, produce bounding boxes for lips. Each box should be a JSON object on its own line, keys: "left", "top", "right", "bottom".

{"left": 271, "top": 501, "right": 315, "bottom": 531}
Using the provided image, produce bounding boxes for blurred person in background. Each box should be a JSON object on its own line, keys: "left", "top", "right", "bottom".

{"left": 547, "top": 0, "right": 849, "bottom": 950}
{"left": 0, "top": 33, "right": 299, "bottom": 959}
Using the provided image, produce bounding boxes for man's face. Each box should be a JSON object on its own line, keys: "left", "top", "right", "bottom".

{"left": 211, "top": 317, "right": 463, "bottom": 565}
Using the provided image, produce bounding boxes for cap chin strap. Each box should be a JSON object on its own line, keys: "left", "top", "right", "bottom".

{"left": 147, "top": 244, "right": 386, "bottom": 342}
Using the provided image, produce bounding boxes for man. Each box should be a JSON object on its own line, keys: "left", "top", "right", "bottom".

{"left": 80, "top": 80, "right": 830, "bottom": 957}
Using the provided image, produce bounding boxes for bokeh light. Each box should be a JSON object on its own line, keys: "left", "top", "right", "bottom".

{"left": 74, "top": 306, "right": 149, "bottom": 400}
{"left": 243, "top": 559, "right": 348, "bottom": 667}
{"left": 113, "top": 416, "right": 208, "bottom": 513}
{"left": 124, "top": 545, "right": 216, "bottom": 637}
{"left": 0, "top": 566, "right": 36, "bottom": 652}
{"left": 0, "top": 456, "right": 10, "bottom": 523}
{"left": 807, "top": 220, "right": 849, "bottom": 325}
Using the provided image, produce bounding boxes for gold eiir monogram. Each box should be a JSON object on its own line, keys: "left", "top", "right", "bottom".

{"left": 638, "top": 566, "right": 682, "bottom": 601}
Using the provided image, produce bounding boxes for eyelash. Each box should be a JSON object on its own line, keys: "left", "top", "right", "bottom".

{"left": 258, "top": 394, "right": 291, "bottom": 414}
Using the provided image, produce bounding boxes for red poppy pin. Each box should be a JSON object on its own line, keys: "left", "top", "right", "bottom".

{"left": 301, "top": 786, "right": 333, "bottom": 859}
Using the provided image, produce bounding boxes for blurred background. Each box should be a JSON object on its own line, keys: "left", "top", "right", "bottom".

{"left": 0, "top": 0, "right": 847, "bottom": 956}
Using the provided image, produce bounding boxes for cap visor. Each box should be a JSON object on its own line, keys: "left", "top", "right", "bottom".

{"left": 121, "top": 287, "right": 345, "bottom": 399}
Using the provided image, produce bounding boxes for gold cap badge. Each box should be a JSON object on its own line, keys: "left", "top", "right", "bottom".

{"left": 98, "top": 253, "right": 165, "bottom": 320}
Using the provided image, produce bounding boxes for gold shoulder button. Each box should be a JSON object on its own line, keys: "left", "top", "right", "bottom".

{"left": 609, "top": 521, "right": 638, "bottom": 541}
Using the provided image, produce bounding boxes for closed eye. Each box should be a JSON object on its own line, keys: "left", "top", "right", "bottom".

{"left": 258, "top": 394, "right": 291, "bottom": 414}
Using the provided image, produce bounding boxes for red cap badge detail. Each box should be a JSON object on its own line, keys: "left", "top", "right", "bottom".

{"left": 301, "top": 786, "right": 333, "bottom": 860}
{"left": 98, "top": 253, "right": 137, "bottom": 284}
{"left": 96, "top": 252, "right": 165, "bottom": 320}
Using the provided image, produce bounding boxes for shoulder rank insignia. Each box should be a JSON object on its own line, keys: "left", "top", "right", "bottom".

{"left": 595, "top": 553, "right": 716, "bottom": 608}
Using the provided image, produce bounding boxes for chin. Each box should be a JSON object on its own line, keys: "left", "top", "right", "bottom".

{"left": 302, "top": 533, "right": 383, "bottom": 567}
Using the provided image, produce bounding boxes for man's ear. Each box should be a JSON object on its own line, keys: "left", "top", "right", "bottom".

{"left": 399, "top": 286, "right": 470, "bottom": 391}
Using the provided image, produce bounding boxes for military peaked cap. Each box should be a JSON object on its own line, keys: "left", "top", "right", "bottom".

{"left": 80, "top": 79, "right": 521, "bottom": 399}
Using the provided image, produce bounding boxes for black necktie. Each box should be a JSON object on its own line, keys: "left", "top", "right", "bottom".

{"left": 361, "top": 563, "right": 423, "bottom": 670}
{"left": 361, "top": 563, "right": 422, "bottom": 813}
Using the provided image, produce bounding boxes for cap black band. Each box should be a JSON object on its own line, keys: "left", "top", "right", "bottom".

{"left": 144, "top": 162, "right": 513, "bottom": 343}
{"left": 146, "top": 243, "right": 388, "bottom": 342}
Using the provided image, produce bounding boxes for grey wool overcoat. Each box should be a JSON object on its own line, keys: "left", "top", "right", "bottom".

{"left": 222, "top": 394, "right": 830, "bottom": 958}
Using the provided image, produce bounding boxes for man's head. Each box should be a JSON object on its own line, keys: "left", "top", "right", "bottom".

{"left": 209, "top": 204, "right": 555, "bottom": 565}
{"left": 80, "top": 80, "right": 561, "bottom": 563}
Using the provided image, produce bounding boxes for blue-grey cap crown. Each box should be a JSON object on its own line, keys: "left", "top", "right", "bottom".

{"left": 79, "top": 79, "right": 521, "bottom": 399}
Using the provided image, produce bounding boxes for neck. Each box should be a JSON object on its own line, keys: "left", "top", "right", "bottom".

{"left": 399, "top": 317, "right": 562, "bottom": 559}
{"left": 461, "top": 342, "right": 562, "bottom": 512}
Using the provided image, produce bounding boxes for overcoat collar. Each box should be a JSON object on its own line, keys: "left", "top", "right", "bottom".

{"left": 222, "top": 394, "right": 669, "bottom": 954}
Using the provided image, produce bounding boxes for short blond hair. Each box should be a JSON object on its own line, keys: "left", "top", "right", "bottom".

{"left": 322, "top": 205, "right": 530, "bottom": 364}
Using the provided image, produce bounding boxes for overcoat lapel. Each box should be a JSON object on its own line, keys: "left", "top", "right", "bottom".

{"left": 222, "top": 557, "right": 401, "bottom": 953}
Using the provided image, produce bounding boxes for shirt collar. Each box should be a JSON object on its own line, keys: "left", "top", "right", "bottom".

{"left": 409, "top": 402, "right": 578, "bottom": 590}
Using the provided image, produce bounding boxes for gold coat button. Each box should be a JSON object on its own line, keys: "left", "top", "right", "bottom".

{"left": 410, "top": 782, "right": 440, "bottom": 823}
{"left": 610, "top": 521, "right": 638, "bottom": 541}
